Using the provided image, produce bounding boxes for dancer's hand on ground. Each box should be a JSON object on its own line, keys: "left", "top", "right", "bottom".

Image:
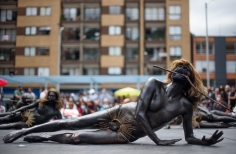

{"left": 201, "top": 130, "right": 224, "bottom": 146}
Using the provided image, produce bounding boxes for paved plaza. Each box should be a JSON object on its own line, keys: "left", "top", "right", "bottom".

{"left": 0, "top": 126, "right": 235, "bottom": 154}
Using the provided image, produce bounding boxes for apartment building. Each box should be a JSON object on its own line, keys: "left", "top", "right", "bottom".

{"left": 192, "top": 36, "right": 236, "bottom": 87}
{"left": 0, "top": 0, "right": 191, "bottom": 89}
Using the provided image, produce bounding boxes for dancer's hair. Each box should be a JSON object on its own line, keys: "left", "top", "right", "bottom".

{"left": 40, "top": 88, "right": 63, "bottom": 109}
{"left": 164, "top": 59, "right": 207, "bottom": 109}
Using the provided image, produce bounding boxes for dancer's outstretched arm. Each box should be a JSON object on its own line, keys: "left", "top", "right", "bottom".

{"left": 183, "top": 102, "right": 224, "bottom": 146}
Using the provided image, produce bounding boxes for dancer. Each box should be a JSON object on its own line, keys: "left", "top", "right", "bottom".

{"left": 0, "top": 88, "right": 63, "bottom": 129}
{"left": 3, "top": 59, "right": 223, "bottom": 146}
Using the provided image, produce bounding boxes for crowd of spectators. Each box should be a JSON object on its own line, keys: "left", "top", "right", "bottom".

{"left": 202, "top": 85, "right": 236, "bottom": 113}
{"left": 59, "top": 88, "right": 133, "bottom": 119}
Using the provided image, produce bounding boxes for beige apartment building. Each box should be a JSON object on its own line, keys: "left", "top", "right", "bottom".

{"left": 0, "top": 0, "right": 191, "bottom": 88}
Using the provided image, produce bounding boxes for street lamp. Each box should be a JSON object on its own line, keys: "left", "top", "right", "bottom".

{"left": 205, "top": 3, "right": 210, "bottom": 87}
{"left": 56, "top": 27, "right": 64, "bottom": 91}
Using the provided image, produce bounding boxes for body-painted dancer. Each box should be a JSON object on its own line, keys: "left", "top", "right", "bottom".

{"left": 0, "top": 88, "right": 62, "bottom": 129}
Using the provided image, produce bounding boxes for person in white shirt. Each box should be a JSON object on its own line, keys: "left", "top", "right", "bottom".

{"left": 28, "top": 88, "right": 36, "bottom": 100}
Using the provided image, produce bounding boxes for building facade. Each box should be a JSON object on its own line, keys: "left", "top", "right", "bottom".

{"left": 192, "top": 36, "right": 236, "bottom": 87}
{"left": 0, "top": 0, "right": 191, "bottom": 89}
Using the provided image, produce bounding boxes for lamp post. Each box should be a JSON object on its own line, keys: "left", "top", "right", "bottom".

{"left": 205, "top": 3, "right": 210, "bottom": 87}
{"left": 56, "top": 27, "right": 64, "bottom": 91}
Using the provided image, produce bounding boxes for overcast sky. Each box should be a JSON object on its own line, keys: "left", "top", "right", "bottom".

{"left": 190, "top": 0, "right": 236, "bottom": 36}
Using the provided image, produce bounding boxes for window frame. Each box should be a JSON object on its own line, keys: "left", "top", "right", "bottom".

{"left": 26, "top": 7, "right": 37, "bottom": 16}
{"left": 169, "top": 5, "right": 181, "bottom": 20}
{"left": 169, "top": 26, "right": 181, "bottom": 40}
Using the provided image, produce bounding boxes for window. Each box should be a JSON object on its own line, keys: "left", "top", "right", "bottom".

{"left": 109, "top": 26, "right": 121, "bottom": 35}
{"left": 145, "top": 48, "right": 166, "bottom": 62}
{"left": 109, "top": 6, "right": 121, "bottom": 14}
{"left": 0, "top": 10, "right": 16, "bottom": 22}
{"left": 62, "top": 67, "right": 81, "bottom": 75}
{"left": 38, "top": 47, "right": 49, "bottom": 55}
{"left": 145, "top": 28, "right": 165, "bottom": 40}
{"left": 24, "top": 68, "right": 35, "bottom": 76}
{"left": 196, "top": 42, "right": 214, "bottom": 54}
{"left": 126, "top": 67, "right": 138, "bottom": 75}
{"left": 226, "top": 61, "right": 236, "bottom": 73}
{"left": 108, "top": 67, "right": 121, "bottom": 75}
{"left": 126, "top": 8, "right": 138, "bottom": 20}
{"left": 169, "top": 5, "right": 181, "bottom": 20}
{"left": 62, "top": 28, "right": 80, "bottom": 40}
{"left": 109, "top": 47, "right": 121, "bottom": 56}
{"left": 0, "top": 48, "right": 15, "bottom": 61}
{"left": 226, "top": 42, "right": 236, "bottom": 54}
{"left": 24, "top": 47, "right": 36, "bottom": 56}
{"left": 39, "top": 26, "right": 50, "bottom": 35}
{"left": 61, "top": 48, "right": 80, "bottom": 60}
{"left": 195, "top": 60, "right": 215, "bottom": 73}
{"left": 63, "top": 8, "right": 80, "bottom": 21}
{"left": 169, "top": 26, "right": 181, "bottom": 40}
{"left": 0, "top": 29, "right": 16, "bottom": 41}
{"left": 145, "top": 8, "right": 165, "bottom": 20}
{"left": 83, "top": 48, "right": 99, "bottom": 61}
{"left": 25, "top": 27, "right": 36, "bottom": 35}
{"left": 170, "top": 46, "right": 182, "bottom": 59}
{"left": 84, "top": 8, "right": 100, "bottom": 20}
{"left": 26, "top": 7, "right": 37, "bottom": 16}
{"left": 83, "top": 28, "right": 100, "bottom": 40}
{"left": 38, "top": 67, "right": 50, "bottom": 76}
{"left": 126, "top": 27, "right": 139, "bottom": 40}
{"left": 40, "top": 7, "right": 51, "bottom": 16}
{"left": 126, "top": 48, "right": 138, "bottom": 61}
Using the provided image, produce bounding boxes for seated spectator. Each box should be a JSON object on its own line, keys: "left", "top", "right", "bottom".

{"left": 88, "top": 89, "right": 98, "bottom": 101}
{"left": 100, "top": 98, "right": 110, "bottom": 111}
{"left": 61, "top": 102, "right": 79, "bottom": 119}
{"left": 84, "top": 100, "right": 97, "bottom": 115}
{"left": 213, "top": 93, "right": 228, "bottom": 112}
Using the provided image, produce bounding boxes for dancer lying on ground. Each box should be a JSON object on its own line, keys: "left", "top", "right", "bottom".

{"left": 0, "top": 88, "right": 63, "bottom": 129}
{"left": 192, "top": 105, "right": 236, "bottom": 128}
{"left": 0, "top": 93, "right": 34, "bottom": 118}
{"left": 3, "top": 59, "right": 223, "bottom": 146}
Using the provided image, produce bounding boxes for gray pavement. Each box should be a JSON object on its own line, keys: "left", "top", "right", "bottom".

{"left": 0, "top": 126, "right": 235, "bottom": 154}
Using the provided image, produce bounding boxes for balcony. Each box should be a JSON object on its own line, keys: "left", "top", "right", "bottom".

{"left": 145, "top": 28, "right": 165, "bottom": 42}
{"left": 83, "top": 27, "right": 100, "bottom": 41}
{"left": 125, "top": 48, "right": 139, "bottom": 63}
{"left": 144, "top": 48, "right": 166, "bottom": 64}
{"left": 0, "top": 48, "right": 15, "bottom": 65}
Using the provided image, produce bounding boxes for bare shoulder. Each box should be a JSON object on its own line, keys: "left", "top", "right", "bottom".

{"left": 146, "top": 77, "right": 166, "bottom": 86}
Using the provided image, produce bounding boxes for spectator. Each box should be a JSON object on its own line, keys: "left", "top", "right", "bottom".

{"left": 84, "top": 100, "right": 97, "bottom": 114}
{"left": 14, "top": 85, "right": 24, "bottom": 101}
{"left": 0, "top": 93, "right": 5, "bottom": 106}
{"left": 61, "top": 101, "right": 79, "bottom": 119}
{"left": 210, "top": 88, "right": 219, "bottom": 105}
{"left": 99, "top": 88, "right": 111, "bottom": 106}
{"left": 213, "top": 93, "right": 228, "bottom": 112}
{"left": 100, "top": 98, "right": 110, "bottom": 111}
{"left": 228, "top": 86, "right": 236, "bottom": 110}
{"left": 88, "top": 89, "right": 98, "bottom": 101}
{"left": 28, "top": 87, "right": 36, "bottom": 100}
{"left": 223, "top": 85, "right": 231, "bottom": 103}
{"left": 0, "top": 99, "right": 5, "bottom": 113}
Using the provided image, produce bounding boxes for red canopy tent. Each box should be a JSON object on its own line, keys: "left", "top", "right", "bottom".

{"left": 0, "top": 78, "right": 8, "bottom": 87}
